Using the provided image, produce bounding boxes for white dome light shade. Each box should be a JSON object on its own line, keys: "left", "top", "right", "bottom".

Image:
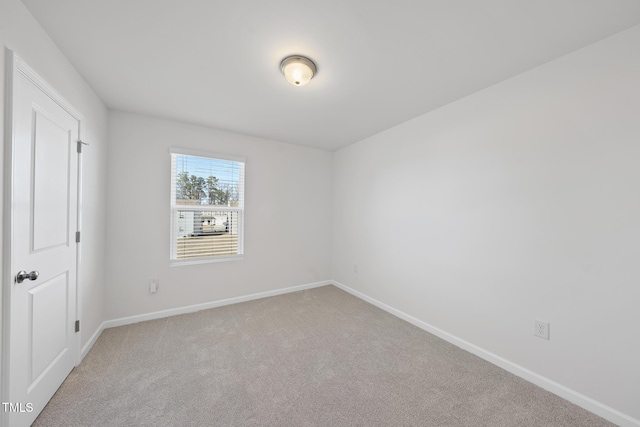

{"left": 280, "top": 56, "right": 317, "bottom": 86}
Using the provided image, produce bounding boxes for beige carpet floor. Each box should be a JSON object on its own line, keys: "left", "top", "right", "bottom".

{"left": 34, "top": 285, "right": 613, "bottom": 426}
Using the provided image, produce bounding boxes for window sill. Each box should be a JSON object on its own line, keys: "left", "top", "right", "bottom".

{"left": 170, "top": 255, "right": 244, "bottom": 267}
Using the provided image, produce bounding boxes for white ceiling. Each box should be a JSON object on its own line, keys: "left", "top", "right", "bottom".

{"left": 22, "top": 0, "right": 640, "bottom": 151}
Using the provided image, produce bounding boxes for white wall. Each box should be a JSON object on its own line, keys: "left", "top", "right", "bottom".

{"left": 333, "top": 25, "right": 640, "bottom": 423}
{"left": 105, "top": 111, "right": 332, "bottom": 319}
{"left": 0, "top": 0, "right": 108, "bottom": 402}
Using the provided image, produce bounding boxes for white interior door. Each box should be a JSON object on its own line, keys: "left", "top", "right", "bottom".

{"left": 4, "top": 55, "right": 80, "bottom": 427}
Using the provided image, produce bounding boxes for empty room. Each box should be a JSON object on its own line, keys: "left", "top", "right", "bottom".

{"left": 1, "top": 0, "right": 640, "bottom": 426}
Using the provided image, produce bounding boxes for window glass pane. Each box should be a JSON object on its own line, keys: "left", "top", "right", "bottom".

{"left": 175, "top": 210, "right": 240, "bottom": 259}
{"left": 174, "top": 155, "right": 243, "bottom": 207}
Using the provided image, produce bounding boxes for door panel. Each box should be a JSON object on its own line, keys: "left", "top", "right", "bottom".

{"left": 32, "top": 108, "right": 71, "bottom": 251}
{"left": 30, "top": 273, "right": 69, "bottom": 387}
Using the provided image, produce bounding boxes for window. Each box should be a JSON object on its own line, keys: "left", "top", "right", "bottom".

{"left": 170, "top": 148, "right": 245, "bottom": 263}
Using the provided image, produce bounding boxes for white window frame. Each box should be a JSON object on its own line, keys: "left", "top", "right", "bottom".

{"left": 169, "top": 147, "right": 245, "bottom": 265}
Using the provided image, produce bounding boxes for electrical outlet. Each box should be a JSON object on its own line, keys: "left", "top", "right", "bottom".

{"left": 534, "top": 320, "right": 550, "bottom": 340}
{"left": 149, "top": 277, "right": 159, "bottom": 293}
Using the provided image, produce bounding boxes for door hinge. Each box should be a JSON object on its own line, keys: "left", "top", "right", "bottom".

{"left": 75, "top": 320, "right": 80, "bottom": 333}
{"left": 76, "top": 231, "right": 81, "bottom": 243}
{"left": 77, "top": 140, "right": 89, "bottom": 153}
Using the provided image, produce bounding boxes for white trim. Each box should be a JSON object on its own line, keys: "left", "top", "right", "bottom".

{"left": 172, "top": 205, "right": 243, "bottom": 212}
{"left": 330, "top": 280, "right": 640, "bottom": 427}
{"left": 104, "top": 280, "right": 331, "bottom": 329}
{"left": 15, "top": 56, "right": 83, "bottom": 120}
{"left": 1, "top": 47, "right": 17, "bottom": 427}
{"left": 169, "top": 146, "right": 246, "bottom": 163}
{"left": 170, "top": 255, "right": 244, "bottom": 267}
{"left": 80, "top": 321, "right": 106, "bottom": 361}
{"left": 74, "top": 95, "right": 85, "bottom": 369}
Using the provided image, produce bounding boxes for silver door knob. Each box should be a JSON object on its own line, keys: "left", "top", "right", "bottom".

{"left": 15, "top": 270, "right": 39, "bottom": 283}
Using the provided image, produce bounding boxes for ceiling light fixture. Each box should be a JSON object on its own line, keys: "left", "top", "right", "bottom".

{"left": 280, "top": 55, "right": 317, "bottom": 87}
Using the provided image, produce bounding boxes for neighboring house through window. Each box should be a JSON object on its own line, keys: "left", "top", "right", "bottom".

{"left": 170, "top": 148, "right": 245, "bottom": 263}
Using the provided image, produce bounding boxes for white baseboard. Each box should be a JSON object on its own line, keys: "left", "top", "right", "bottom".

{"left": 330, "top": 280, "right": 639, "bottom": 427}
{"left": 104, "top": 280, "right": 332, "bottom": 329}
{"left": 80, "top": 321, "right": 106, "bottom": 362}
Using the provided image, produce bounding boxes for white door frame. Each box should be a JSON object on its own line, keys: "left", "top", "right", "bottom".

{"left": 1, "top": 49, "right": 84, "bottom": 425}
